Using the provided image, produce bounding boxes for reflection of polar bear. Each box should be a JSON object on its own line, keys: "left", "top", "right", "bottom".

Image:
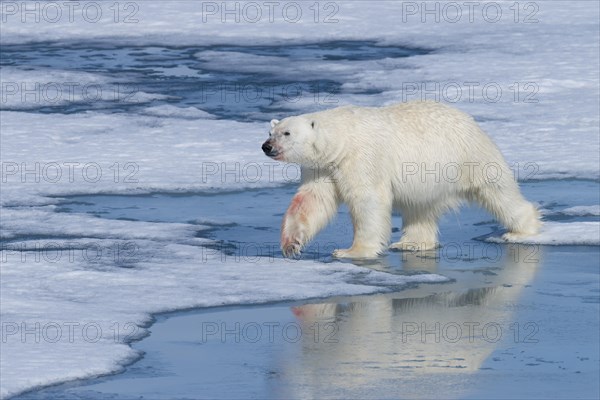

{"left": 262, "top": 101, "right": 540, "bottom": 258}
{"left": 283, "top": 246, "right": 542, "bottom": 397}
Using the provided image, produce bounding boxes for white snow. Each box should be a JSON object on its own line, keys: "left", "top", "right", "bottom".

{"left": 137, "top": 104, "right": 216, "bottom": 119}
{"left": 0, "top": 111, "right": 289, "bottom": 207}
{"left": 0, "top": 66, "right": 171, "bottom": 109}
{"left": 1, "top": 0, "right": 599, "bottom": 398}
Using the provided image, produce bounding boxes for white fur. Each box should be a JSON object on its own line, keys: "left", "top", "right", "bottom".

{"left": 265, "top": 101, "right": 541, "bottom": 258}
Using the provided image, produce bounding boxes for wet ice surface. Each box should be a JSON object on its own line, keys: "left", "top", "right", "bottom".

{"left": 0, "top": 41, "right": 428, "bottom": 120}
{"left": 14, "top": 179, "right": 600, "bottom": 400}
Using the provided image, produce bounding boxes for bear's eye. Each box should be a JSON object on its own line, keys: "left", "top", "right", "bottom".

{"left": 284, "top": 131, "right": 291, "bottom": 136}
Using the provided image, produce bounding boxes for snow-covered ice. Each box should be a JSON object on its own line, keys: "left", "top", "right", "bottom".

{"left": 1, "top": 208, "right": 448, "bottom": 398}
{"left": 1, "top": 1, "right": 599, "bottom": 398}
{"left": 561, "top": 205, "right": 600, "bottom": 217}
{"left": 484, "top": 221, "right": 600, "bottom": 246}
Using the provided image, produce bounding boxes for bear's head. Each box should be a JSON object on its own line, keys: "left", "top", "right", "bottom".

{"left": 262, "top": 116, "right": 322, "bottom": 166}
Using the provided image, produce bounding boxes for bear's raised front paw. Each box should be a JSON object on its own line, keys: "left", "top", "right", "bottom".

{"left": 280, "top": 209, "right": 307, "bottom": 257}
{"left": 282, "top": 241, "right": 302, "bottom": 258}
{"left": 281, "top": 233, "right": 303, "bottom": 258}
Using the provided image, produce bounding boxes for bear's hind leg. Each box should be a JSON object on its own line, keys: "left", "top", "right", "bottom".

{"left": 472, "top": 181, "right": 541, "bottom": 241}
{"left": 390, "top": 207, "right": 441, "bottom": 251}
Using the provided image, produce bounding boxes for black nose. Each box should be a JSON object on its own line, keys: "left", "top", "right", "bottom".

{"left": 262, "top": 141, "right": 273, "bottom": 154}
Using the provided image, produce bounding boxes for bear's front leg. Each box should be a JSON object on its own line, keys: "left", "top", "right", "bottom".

{"left": 281, "top": 192, "right": 309, "bottom": 257}
{"left": 281, "top": 181, "right": 338, "bottom": 257}
{"left": 332, "top": 191, "right": 392, "bottom": 259}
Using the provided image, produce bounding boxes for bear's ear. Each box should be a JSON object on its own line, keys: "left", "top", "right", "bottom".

{"left": 311, "top": 121, "right": 315, "bottom": 129}
{"left": 270, "top": 119, "right": 280, "bottom": 128}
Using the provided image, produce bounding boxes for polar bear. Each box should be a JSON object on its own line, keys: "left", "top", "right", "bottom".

{"left": 262, "top": 101, "right": 540, "bottom": 259}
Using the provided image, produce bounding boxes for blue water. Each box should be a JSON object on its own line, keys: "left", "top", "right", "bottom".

{"left": 52, "top": 179, "right": 600, "bottom": 265}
